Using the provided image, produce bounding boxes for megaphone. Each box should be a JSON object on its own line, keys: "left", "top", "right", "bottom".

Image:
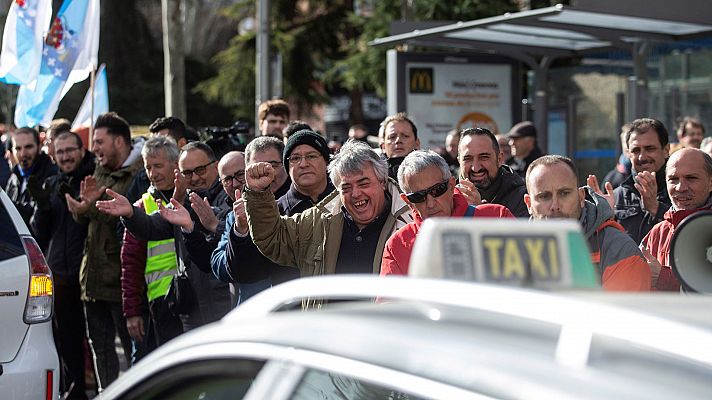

{"left": 670, "top": 211, "right": 712, "bottom": 294}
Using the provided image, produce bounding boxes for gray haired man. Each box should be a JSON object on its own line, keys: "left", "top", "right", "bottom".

{"left": 243, "top": 140, "right": 413, "bottom": 276}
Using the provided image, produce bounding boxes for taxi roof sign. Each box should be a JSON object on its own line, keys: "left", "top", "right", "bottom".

{"left": 409, "top": 218, "right": 599, "bottom": 290}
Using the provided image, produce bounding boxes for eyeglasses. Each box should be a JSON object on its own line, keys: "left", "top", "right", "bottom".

{"left": 55, "top": 147, "right": 80, "bottom": 157}
{"left": 180, "top": 160, "right": 215, "bottom": 178}
{"left": 405, "top": 180, "right": 449, "bottom": 203}
{"left": 265, "top": 160, "right": 283, "bottom": 168}
{"left": 221, "top": 170, "right": 246, "bottom": 186}
{"left": 288, "top": 153, "right": 322, "bottom": 165}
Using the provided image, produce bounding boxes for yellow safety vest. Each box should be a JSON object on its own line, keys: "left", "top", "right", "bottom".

{"left": 142, "top": 192, "right": 178, "bottom": 302}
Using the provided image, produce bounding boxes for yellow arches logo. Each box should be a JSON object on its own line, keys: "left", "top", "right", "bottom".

{"left": 409, "top": 68, "right": 433, "bottom": 94}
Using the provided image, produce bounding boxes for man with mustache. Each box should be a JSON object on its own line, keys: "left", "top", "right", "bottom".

{"left": 525, "top": 155, "right": 650, "bottom": 291}
{"left": 641, "top": 148, "right": 712, "bottom": 291}
{"left": 30, "top": 131, "right": 93, "bottom": 399}
{"left": 457, "top": 127, "right": 528, "bottom": 217}
{"left": 6, "top": 127, "right": 58, "bottom": 226}
{"left": 612, "top": 118, "right": 672, "bottom": 244}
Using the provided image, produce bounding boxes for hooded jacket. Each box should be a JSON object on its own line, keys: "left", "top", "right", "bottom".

{"left": 580, "top": 188, "right": 651, "bottom": 291}
{"left": 78, "top": 140, "right": 144, "bottom": 302}
{"left": 613, "top": 165, "right": 671, "bottom": 244}
{"left": 641, "top": 194, "right": 712, "bottom": 291}
{"left": 30, "top": 151, "right": 95, "bottom": 285}
{"left": 6, "top": 151, "right": 58, "bottom": 227}
{"left": 244, "top": 178, "right": 413, "bottom": 276}
{"left": 381, "top": 191, "right": 514, "bottom": 276}
{"left": 478, "top": 165, "right": 529, "bottom": 218}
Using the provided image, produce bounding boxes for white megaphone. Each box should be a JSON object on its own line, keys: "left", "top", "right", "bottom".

{"left": 670, "top": 211, "right": 712, "bottom": 294}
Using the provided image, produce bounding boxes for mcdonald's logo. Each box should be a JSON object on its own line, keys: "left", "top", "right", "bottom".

{"left": 410, "top": 68, "right": 433, "bottom": 94}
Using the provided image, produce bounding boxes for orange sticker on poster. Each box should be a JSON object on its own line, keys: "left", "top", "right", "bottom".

{"left": 457, "top": 112, "right": 499, "bottom": 134}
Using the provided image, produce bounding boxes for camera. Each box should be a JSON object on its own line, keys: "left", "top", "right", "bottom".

{"left": 204, "top": 120, "right": 251, "bottom": 159}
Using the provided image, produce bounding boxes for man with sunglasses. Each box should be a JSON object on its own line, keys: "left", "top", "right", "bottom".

{"left": 457, "top": 127, "right": 529, "bottom": 218}
{"left": 243, "top": 140, "right": 413, "bottom": 286}
{"left": 381, "top": 151, "right": 514, "bottom": 276}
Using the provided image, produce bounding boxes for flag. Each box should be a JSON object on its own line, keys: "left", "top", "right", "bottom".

{"left": 72, "top": 63, "right": 107, "bottom": 129}
{"left": 0, "top": 0, "right": 53, "bottom": 84}
{"left": 14, "top": 0, "right": 100, "bottom": 128}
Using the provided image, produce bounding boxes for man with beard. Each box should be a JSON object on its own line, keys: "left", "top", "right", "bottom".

{"left": 30, "top": 131, "right": 93, "bottom": 399}
{"left": 6, "top": 127, "right": 58, "bottom": 226}
{"left": 611, "top": 118, "right": 672, "bottom": 244}
{"left": 381, "top": 151, "right": 513, "bottom": 276}
{"left": 65, "top": 112, "right": 143, "bottom": 391}
{"left": 457, "top": 127, "right": 528, "bottom": 217}
{"left": 378, "top": 112, "right": 420, "bottom": 182}
{"left": 525, "top": 155, "right": 650, "bottom": 291}
{"left": 641, "top": 148, "right": 712, "bottom": 291}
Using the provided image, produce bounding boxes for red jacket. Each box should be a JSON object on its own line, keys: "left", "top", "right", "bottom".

{"left": 381, "top": 192, "right": 514, "bottom": 276}
{"left": 120, "top": 199, "right": 147, "bottom": 318}
{"left": 641, "top": 204, "right": 711, "bottom": 291}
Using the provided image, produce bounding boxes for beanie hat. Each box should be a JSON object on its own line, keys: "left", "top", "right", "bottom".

{"left": 283, "top": 129, "right": 330, "bottom": 170}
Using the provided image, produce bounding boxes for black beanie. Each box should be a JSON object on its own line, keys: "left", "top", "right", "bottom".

{"left": 283, "top": 129, "right": 330, "bottom": 170}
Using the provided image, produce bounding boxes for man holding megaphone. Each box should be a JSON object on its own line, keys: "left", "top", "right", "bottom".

{"left": 641, "top": 148, "right": 712, "bottom": 291}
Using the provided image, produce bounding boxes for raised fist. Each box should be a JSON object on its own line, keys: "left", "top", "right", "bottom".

{"left": 245, "top": 162, "right": 275, "bottom": 192}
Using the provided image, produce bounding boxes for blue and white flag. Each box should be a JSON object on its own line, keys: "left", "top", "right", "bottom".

{"left": 72, "top": 63, "right": 107, "bottom": 129}
{"left": 0, "top": 0, "right": 53, "bottom": 84}
{"left": 14, "top": 0, "right": 99, "bottom": 128}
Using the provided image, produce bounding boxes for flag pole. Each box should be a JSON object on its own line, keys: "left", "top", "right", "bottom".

{"left": 88, "top": 65, "right": 95, "bottom": 146}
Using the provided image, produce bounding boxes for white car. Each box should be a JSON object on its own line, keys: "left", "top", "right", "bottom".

{"left": 99, "top": 275, "right": 712, "bottom": 400}
{"left": 0, "top": 189, "right": 59, "bottom": 399}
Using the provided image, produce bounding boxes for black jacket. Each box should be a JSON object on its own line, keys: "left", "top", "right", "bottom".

{"left": 122, "top": 178, "right": 231, "bottom": 329}
{"left": 478, "top": 165, "right": 529, "bottom": 218}
{"left": 30, "top": 151, "right": 95, "bottom": 285}
{"left": 613, "top": 166, "right": 671, "bottom": 244}
{"left": 6, "top": 152, "right": 58, "bottom": 227}
{"left": 277, "top": 180, "right": 336, "bottom": 216}
{"left": 506, "top": 146, "right": 544, "bottom": 178}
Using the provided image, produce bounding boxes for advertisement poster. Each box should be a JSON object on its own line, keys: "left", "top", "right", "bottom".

{"left": 404, "top": 61, "right": 513, "bottom": 149}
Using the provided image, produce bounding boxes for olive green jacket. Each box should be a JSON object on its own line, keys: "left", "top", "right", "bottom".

{"left": 79, "top": 153, "right": 143, "bottom": 302}
{"left": 244, "top": 179, "right": 413, "bottom": 277}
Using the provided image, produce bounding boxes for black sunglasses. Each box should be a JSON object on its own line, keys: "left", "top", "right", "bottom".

{"left": 405, "top": 180, "right": 449, "bottom": 203}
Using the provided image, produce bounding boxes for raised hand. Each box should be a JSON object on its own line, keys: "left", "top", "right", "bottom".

{"left": 640, "top": 246, "right": 662, "bottom": 288}
{"left": 245, "top": 162, "right": 275, "bottom": 191}
{"left": 189, "top": 192, "right": 218, "bottom": 233}
{"left": 587, "top": 174, "right": 615, "bottom": 210}
{"left": 81, "top": 176, "right": 106, "bottom": 204}
{"left": 456, "top": 178, "right": 482, "bottom": 205}
{"left": 233, "top": 188, "right": 248, "bottom": 235}
{"left": 65, "top": 176, "right": 106, "bottom": 216}
{"left": 95, "top": 189, "right": 134, "bottom": 218}
{"left": 172, "top": 168, "right": 188, "bottom": 204}
{"left": 158, "top": 198, "right": 194, "bottom": 231}
{"left": 633, "top": 171, "right": 659, "bottom": 216}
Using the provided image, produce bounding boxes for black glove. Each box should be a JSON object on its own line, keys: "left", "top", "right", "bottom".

{"left": 27, "top": 175, "right": 50, "bottom": 206}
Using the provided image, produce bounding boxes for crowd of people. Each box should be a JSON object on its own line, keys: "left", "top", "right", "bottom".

{"left": 2, "top": 97, "right": 709, "bottom": 398}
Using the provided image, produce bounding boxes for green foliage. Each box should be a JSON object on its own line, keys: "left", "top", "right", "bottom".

{"left": 198, "top": 0, "right": 566, "bottom": 121}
